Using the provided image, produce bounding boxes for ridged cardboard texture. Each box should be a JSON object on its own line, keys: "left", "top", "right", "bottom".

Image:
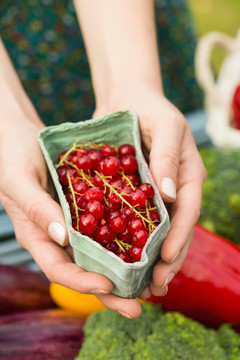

{"left": 38, "top": 111, "right": 170, "bottom": 298}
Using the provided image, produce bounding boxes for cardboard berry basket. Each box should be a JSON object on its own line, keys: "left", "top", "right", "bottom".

{"left": 38, "top": 111, "right": 170, "bottom": 298}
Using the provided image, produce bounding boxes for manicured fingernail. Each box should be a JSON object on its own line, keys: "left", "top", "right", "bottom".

{"left": 161, "top": 177, "right": 176, "bottom": 199}
{"left": 163, "top": 272, "right": 175, "bottom": 287}
{"left": 118, "top": 311, "right": 133, "bottom": 319}
{"left": 90, "top": 289, "right": 110, "bottom": 295}
{"left": 48, "top": 222, "right": 66, "bottom": 245}
{"left": 160, "top": 285, "right": 168, "bottom": 296}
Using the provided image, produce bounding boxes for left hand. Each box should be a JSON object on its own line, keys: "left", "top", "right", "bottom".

{"left": 93, "top": 84, "right": 207, "bottom": 305}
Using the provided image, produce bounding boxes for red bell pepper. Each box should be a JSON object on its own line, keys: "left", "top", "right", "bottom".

{"left": 232, "top": 84, "right": 240, "bottom": 130}
{"left": 147, "top": 224, "right": 240, "bottom": 327}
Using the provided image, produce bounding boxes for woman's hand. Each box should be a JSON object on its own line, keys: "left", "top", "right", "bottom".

{"left": 0, "top": 119, "right": 144, "bottom": 318}
{"left": 0, "top": 120, "right": 115, "bottom": 291}
{"left": 93, "top": 84, "right": 207, "bottom": 299}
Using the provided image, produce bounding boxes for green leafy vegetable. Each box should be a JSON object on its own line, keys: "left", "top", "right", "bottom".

{"left": 199, "top": 146, "right": 240, "bottom": 246}
{"left": 75, "top": 303, "right": 240, "bottom": 360}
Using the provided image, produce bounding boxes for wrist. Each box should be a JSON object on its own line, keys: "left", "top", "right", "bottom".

{"left": 94, "top": 81, "right": 164, "bottom": 118}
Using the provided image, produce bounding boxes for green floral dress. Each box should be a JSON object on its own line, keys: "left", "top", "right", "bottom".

{"left": 0, "top": 0, "right": 202, "bottom": 126}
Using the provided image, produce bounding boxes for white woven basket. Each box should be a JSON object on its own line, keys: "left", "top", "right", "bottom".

{"left": 195, "top": 29, "right": 240, "bottom": 148}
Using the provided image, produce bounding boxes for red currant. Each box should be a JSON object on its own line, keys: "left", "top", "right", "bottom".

{"left": 125, "top": 174, "right": 140, "bottom": 187}
{"left": 120, "top": 185, "right": 133, "bottom": 200}
{"left": 94, "top": 224, "right": 114, "bottom": 245}
{"left": 103, "top": 202, "right": 111, "bottom": 214}
{"left": 120, "top": 155, "right": 138, "bottom": 175}
{"left": 88, "top": 150, "right": 104, "bottom": 169}
{"left": 100, "top": 144, "right": 116, "bottom": 157}
{"left": 117, "top": 250, "right": 132, "bottom": 263}
{"left": 118, "top": 228, "right": 131, "bottom": 243}
{"left": 118, "top": 144, "right": 136, "bottom": 158}
{"left": 128, "top": 246, "right": 143, "bottom": 262}
{"left": 111, "top": 174, "right": 122, "bottom": 182}
{"left": 139, "top": 183, "right": 154, "bottom": 198}
{"left": 102, "top": 156, "right": 120, "bottom": 176}
{"left": 110, "top": 179, "right": 124, "bottom": 189}
{"left": 85, "top": 187, "right": 104, "bottom": 202}
{"left": 72, "top": 181, "right": 88, "bottom": 194}
{"left": 150, "top": 209, "right": 160, "bottom": 222}
{"left": 85, "top": 200, "right": 104, "bottom": 219}
{"left": 132, "top": 230, "right": 148, "bottom": 246}
{"left": 65, "top": 192, "right": 73, "bottom": 205}
{"left": 76, "top": 155, "right": 93, "bottom": 172}
{"left": 110, "top": 216, "right": 127, "bottom": 233}
{"left": 108, "top": 192, "right": 122, "bottom": 210}
{"left": 120, "top": 207, "right": 135, "bottom": 221}
{"left": 106, "top": 210, "right": 121, "bottom": 223}
{"left": 76, "top": 195, "right": 87, "bottom": 209}
{"left": 97, "top": 159, "right": 105, "bottom": 173}
{"left": 92, "top": 174, "right": 104, "bottom": 189}
{"left": 78, "top": 214, "right": 98, "bottom": 235}
{"left": 128, "top": 218, "right": 145, "bottom": 234}
{"left": 58, "top": 167, "right": 77, "bottom": 186}
{"left": 71, "top": 149, "right": 88, "bottom": 164}
{"left": 129, "top": 189, "right": 146, "bottom": 207}
{"left": 106, "top": 241, "right": 118, "bottom": 253}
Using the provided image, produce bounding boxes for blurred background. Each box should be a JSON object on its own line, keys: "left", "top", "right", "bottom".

{"left": 189, "top": 0, "right": 240, "bottom": 71}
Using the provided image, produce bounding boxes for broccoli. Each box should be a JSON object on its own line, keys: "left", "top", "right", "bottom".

{"left": 218, "top": 324, "right": 240, "bottom": 360}
{"left": 199, "top": 146, "right": 240, "bottom": 246}
{"left": 75, "top": 303, "right": 240, "bottom": 360}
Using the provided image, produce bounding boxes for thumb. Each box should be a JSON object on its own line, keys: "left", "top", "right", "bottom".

{"left": 6, "top": 175, "right": 68, "bottom": 246}
{"left": 149, "top": 120, "right": 184, "bottom": 203}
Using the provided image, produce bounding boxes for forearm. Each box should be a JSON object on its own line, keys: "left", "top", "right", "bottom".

{"left": 0, "top": 39, "right": 43, "bottom": 129}
{"left": 73, "top": 0, "right": 163, "bottom": 107}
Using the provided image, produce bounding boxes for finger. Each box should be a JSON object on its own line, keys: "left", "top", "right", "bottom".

{"left": 150, "top": 232, "right": 193, "bottom": 292}
{"left": 149, "top": 284, "right": 168, "bottom": 297}
{"left": 138, "top": 286, "right": 151, "bottom": 300}
{"left": 160, "top": 174, "right": 203, "bottom": 263}
{"left": 8, "top": 205, "right": 113, "bottom": 294}
{"left": 96, "top": 293, "right": 142, "bottom": 319}
{"left": 149, "top": 114, "right": 186, "bottom": 202}
{"left": 29, "top": 234, "right": 113, "bottom": 295}
{"left": 3, "top": 173, "right": 68, "bottom": 246}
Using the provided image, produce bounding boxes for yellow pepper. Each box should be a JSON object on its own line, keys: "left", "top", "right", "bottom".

{"left": 49, "top": 283, "right": 106, "bottom": 318}
{"left": 50, "top": 283, "right": 145, "bottom": 318}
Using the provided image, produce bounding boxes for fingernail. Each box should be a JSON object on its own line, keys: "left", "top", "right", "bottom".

{"left": 89, "top": 289, "right": 110, "bottom": 295}
{"left": 161, "top": 177, "right": 176, "bottom": 199}
{"left": 163, "top": 272, "right": 175, "bottom": 287}
{"left": 160, "top": 285, "right": 168, "bottom": 296}
{"left": 118, "top": 311, "right": 133, "bottom": 319}
{"left": 48, "top": 221, "right": 66, "bottom": 245}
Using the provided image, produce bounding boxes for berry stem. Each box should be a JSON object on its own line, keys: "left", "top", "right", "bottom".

{"left": 114, "top": 238, "right": 132, "bottom": 252}
{"left": 95, "top": 171, "right": 156, "bottom": 227}
{"left": 67, "top": 170, "right": 80, "bottom": 231}
{"left": 64, "top": 161, "right": 96, "bottom": 187}
{"left": 119, "top": 170, "right": 135, "bottom": 190}
{"left": 55, "top": 140, "right": 118, "bottom": 170}
{"left": 55, "top": 141, "right": 77, "bottom": 169}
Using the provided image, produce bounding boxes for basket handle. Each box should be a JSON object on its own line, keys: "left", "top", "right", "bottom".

{"left": 195, "top": 31, "right": 236, "bottom": 99}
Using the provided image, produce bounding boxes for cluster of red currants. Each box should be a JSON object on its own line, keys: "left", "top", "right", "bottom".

{"left": 56, "top": 141, "right": 160, "bottom": 263}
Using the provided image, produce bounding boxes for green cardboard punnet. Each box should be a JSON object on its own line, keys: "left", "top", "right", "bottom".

{"left": 38, "top": 111, "right": 170, "bottom": 298}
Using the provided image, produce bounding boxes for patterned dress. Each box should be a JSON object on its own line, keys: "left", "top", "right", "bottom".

{"left": 0, "top": 0, "right": 202, "bottom": 126}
